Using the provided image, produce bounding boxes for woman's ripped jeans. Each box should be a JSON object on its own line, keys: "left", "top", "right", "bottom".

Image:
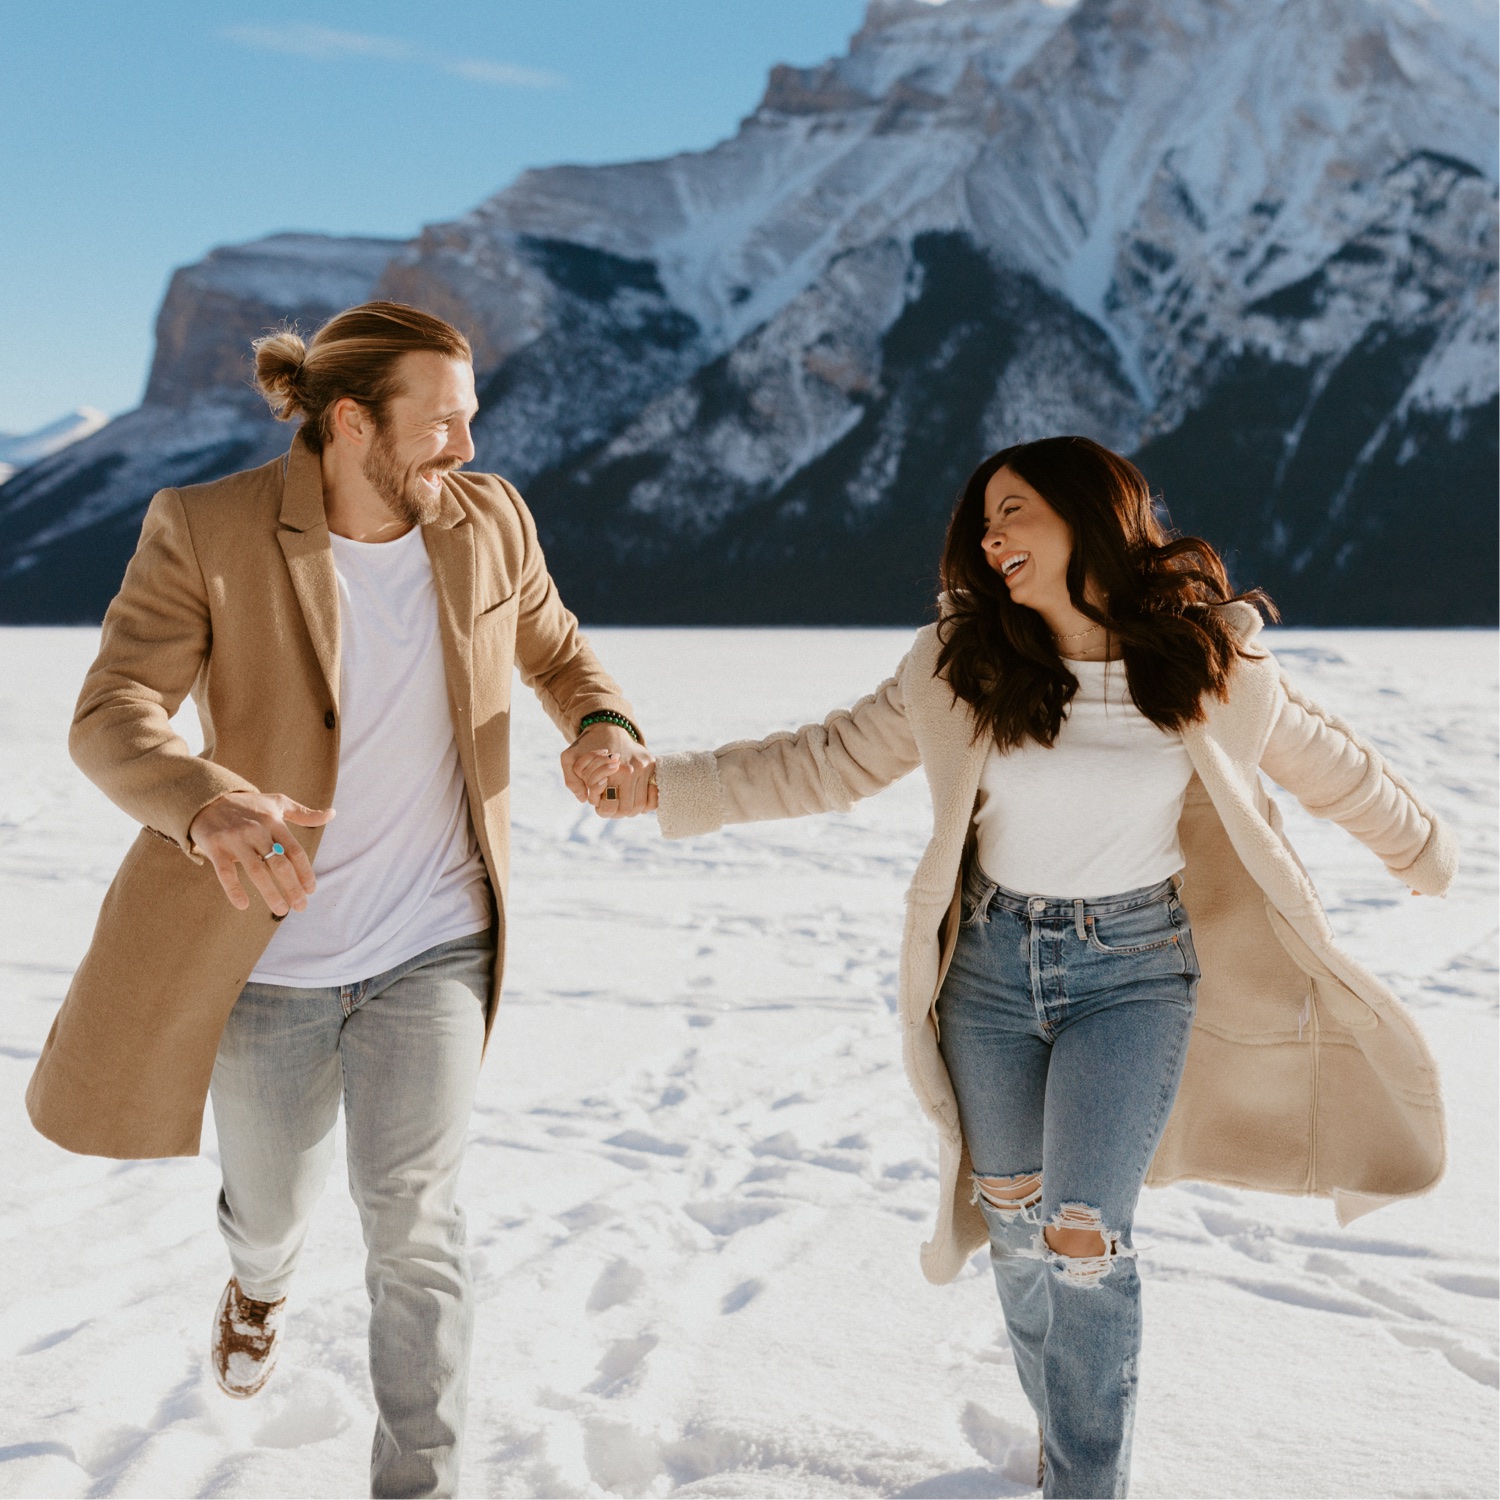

{"left": 937, "top": 866, "right": 1200, "bottom": 1499}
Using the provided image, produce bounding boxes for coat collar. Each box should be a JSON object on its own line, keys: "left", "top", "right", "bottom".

{"left": 277, "top": 432, "right": 326, "bottom": 532}
{"left": 274, "top": 434, "right": 474, "bottom": 715}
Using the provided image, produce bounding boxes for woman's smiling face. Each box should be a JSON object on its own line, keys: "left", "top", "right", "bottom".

{"left": 980, "top": 466, "right": 1075, "bottom": 610}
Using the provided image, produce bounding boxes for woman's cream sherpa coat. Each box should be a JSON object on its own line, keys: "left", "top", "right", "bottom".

{"left": 654, "top": 604, "right": 1457, "bottom": 1285}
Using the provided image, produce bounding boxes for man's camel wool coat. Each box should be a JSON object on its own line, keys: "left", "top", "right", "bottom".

{"left": 654, "top": 607, "right": 1457, "bottom": 1285}
{"left": 26, "top": 436, "right": 635, "bottom": 1160}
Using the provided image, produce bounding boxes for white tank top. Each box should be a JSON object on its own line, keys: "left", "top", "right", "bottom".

{"left": 972, "top": 658, "right": 1193, "bottom": 900}
{"left": 249, "top": 526, "right": 491, "bottom": 987}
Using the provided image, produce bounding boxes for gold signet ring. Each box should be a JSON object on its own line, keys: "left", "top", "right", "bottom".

{"left": 603, "top": 787, "right": 618, "bottom": 801}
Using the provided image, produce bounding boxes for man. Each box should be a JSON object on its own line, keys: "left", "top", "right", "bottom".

{"left": 26, "top": 301, "right": 654, "bottom": 1497}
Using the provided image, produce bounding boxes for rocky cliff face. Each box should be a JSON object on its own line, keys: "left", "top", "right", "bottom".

{"left": 3, "top": 0, "right": 1494, "bottom": 624}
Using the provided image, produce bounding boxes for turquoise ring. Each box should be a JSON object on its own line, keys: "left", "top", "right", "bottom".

{"left": 263, "top": 842, "right": 285, "bottom": 861}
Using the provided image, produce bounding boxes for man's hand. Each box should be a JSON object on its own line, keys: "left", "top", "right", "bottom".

{"left": 560, "top": 722, "right": 655, "bottom": 817}
{"left": 572, "top": 748, "right": 658, "bottom": 817}
{"left": 188, "top": 791, "right": 335, "bottom": 915}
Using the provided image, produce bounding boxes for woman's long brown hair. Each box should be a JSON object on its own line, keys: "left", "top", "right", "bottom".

{"left": 936, "top": 435, "right": 1275, "bottom": 749}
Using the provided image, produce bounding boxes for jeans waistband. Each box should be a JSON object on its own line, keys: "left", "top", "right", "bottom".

{"left": 969, "top": 867, "right": 1180, "bottom": 919}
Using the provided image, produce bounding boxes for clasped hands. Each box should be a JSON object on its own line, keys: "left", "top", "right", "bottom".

{"left": 558, "top": 721, "right": 658, "bottom": 818}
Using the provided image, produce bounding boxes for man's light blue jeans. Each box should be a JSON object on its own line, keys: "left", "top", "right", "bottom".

{"left": 210, "top": 929, "right": 492, "bottom": 1500}
{"left": 937, "top": 866, "right": 1199, "bottom": 1500}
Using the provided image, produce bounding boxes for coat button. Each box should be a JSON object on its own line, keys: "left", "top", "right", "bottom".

{"left": 324, "top": 709, "right": 336, "bottom": 729}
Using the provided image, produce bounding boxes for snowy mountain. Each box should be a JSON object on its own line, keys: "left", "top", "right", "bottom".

{"left": 0, "top": 408, "right": 108, "bottom": 485}
{"left": 2, "top": 0, "right": 1494, "bottom": 624}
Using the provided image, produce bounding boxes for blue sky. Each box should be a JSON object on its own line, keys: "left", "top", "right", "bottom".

{"left": 0, "top": 1, "right": 867, "bottom": 432}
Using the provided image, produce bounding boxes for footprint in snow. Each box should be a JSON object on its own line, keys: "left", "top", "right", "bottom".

{"left": 1387, "top": 1326, "right": 1499, "bottom": 1388}
{"left": 1302, "top": 1253, "right": 1443, "bottom": 1322}
{"left": 751, "top": 1130, "right": 867, "bottom": 1173}
{"left": 587, "top": 1258, "right": 645, "bottom": 1313}
{"left": 960, "top": 1401, "right": 1043, "bottom": 1485}
{"left": 1427, "top": 1272, "right": 1500, "bottom": 1298}
{"left": 17, "top": 1319, "right": 91, "bottom": 1355}
{"left": 742, "top": 1162, "right": 790, "bottom": 1184}
{"left": 606, "top": 1129, "right": 689, "bottom": 1158}
{"left": 1351, "top": 1278, "right": 1442, "bottom": 1322}
{"left": 721, "top": 1279, "right": 762, "bottom": 1314}
{"left": 582, "top": 1416, "right": 661, "bottom": 1493}
{"left": 586, "top": 1335, "right": 658, "bottom": 1396}
{"left": 685, "top": 1201, "right": 784, "bottom": 1237}
{"left": 882, "top": 1159, "right": 937, "bottom": 1182}
{"left": 1225, "top": 1275, "right": 1376, "bottom": 1318}
{"left": 557, "top": 1201, "right": 615, "bottom": 1234}
{"left": 252, "top": 1372, "right": 356, "bottom": 1449}
{"left": 751, "top": 1132, "right": 802, "bottom": 1161}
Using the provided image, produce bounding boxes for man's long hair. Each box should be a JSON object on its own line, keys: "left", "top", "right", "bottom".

{"left": 936, "top": 435, "right": 1275, "bottom": 749}
{"left": 251, "top": 301, "right": 472, "bottom": 452}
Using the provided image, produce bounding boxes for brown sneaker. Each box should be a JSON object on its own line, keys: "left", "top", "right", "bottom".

{"left": 210, "top": 1277, "right": 286, "bottom": 1399}
{"left": 1036, "top": 1424, "right": 1046, "bottom": 1488}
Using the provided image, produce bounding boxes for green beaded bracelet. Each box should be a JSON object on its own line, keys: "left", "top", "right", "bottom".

{"left": 578, "top": 709, "right": 642, "bottom": 744}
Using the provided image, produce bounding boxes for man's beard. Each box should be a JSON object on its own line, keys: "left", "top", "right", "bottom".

{"left": 362, "top": 426, "right": 456, "bottom": 527}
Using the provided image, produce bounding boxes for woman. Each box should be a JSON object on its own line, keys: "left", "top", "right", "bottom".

{"left": 576, "top": 436, "right": 1455, "bottom": 1498}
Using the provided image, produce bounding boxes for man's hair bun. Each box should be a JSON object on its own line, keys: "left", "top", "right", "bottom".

{"left": 252, "top": 328, "right": 309, "bottom": 420}
{"left": 248, "top": 302, "right": 472, "bottom": 451}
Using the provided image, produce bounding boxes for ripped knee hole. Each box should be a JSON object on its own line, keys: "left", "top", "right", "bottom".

{"left": 973, "top": 1185, "right": 1135, "bottom": 1284}
{"left": 1039, "top": 1203, "right": 1134, "bottom": 1286}
{"left": 973, "top": 1172, "right": 1043, "bottom": 1214}
{"left": 1043, "top": 1224, "right": 1109, "bottom": 1258}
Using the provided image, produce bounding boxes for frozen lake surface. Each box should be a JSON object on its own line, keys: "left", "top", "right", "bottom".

{"left": 0, "top": 626, "right": 1495, "bottom": 1498}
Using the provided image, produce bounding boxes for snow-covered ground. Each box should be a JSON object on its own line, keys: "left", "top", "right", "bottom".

{"left": 0, "top": 626, "right": 1494, "bottom": 1499}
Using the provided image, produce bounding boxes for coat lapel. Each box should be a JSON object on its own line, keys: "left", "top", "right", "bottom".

{"left": 276, "top": 438, "right": 340, "bottom": 710}
{"left": 421, "top": 482, "right": 475, "bottom": 722}
{"left": 903, "top": 627, "right": 990, "bottom": 901}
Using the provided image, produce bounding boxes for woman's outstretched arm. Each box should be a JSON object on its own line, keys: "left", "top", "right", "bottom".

{"left": 654, "top": 657, "right": 922, "bottom": 839}
{"left": 1258, "top": 671, "right": 1457, "bottom": 896}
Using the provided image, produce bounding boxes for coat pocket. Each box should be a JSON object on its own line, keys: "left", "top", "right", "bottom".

{"left": 472, "top": 591, "right": 520, "bottom": 708}
{"left": 475, "top": 590, "right": 521, "bottom": 626}
{"left": 1265, "top": 905, "right": 1377, "bottom": 1031}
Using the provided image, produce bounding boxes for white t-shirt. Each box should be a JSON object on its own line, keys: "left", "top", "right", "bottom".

{"left": 249, "top": 527, "right": 491, "bottom": 987}
{"left": 973, "top": 658, "right": 1193, "bottom": 900}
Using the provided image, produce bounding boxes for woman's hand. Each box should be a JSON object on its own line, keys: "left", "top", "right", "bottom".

{"left": 572, "top": 747, "right": 658, "bottom": 817}
{"left": 561, "top": 723, "right": 647, "bottom": 804}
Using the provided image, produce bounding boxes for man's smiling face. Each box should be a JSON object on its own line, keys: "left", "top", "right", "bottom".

{"left": 361, "top": 352, "right": 479, "bottom": 527}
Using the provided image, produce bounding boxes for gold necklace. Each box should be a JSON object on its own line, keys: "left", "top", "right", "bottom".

{"left": 1052, "top": 623, "right": 1101, "bottom": 642}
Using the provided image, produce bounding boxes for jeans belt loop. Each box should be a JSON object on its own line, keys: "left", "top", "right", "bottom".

{"left": 1073, "top": 898, "right": 1087, "bottom": 942}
